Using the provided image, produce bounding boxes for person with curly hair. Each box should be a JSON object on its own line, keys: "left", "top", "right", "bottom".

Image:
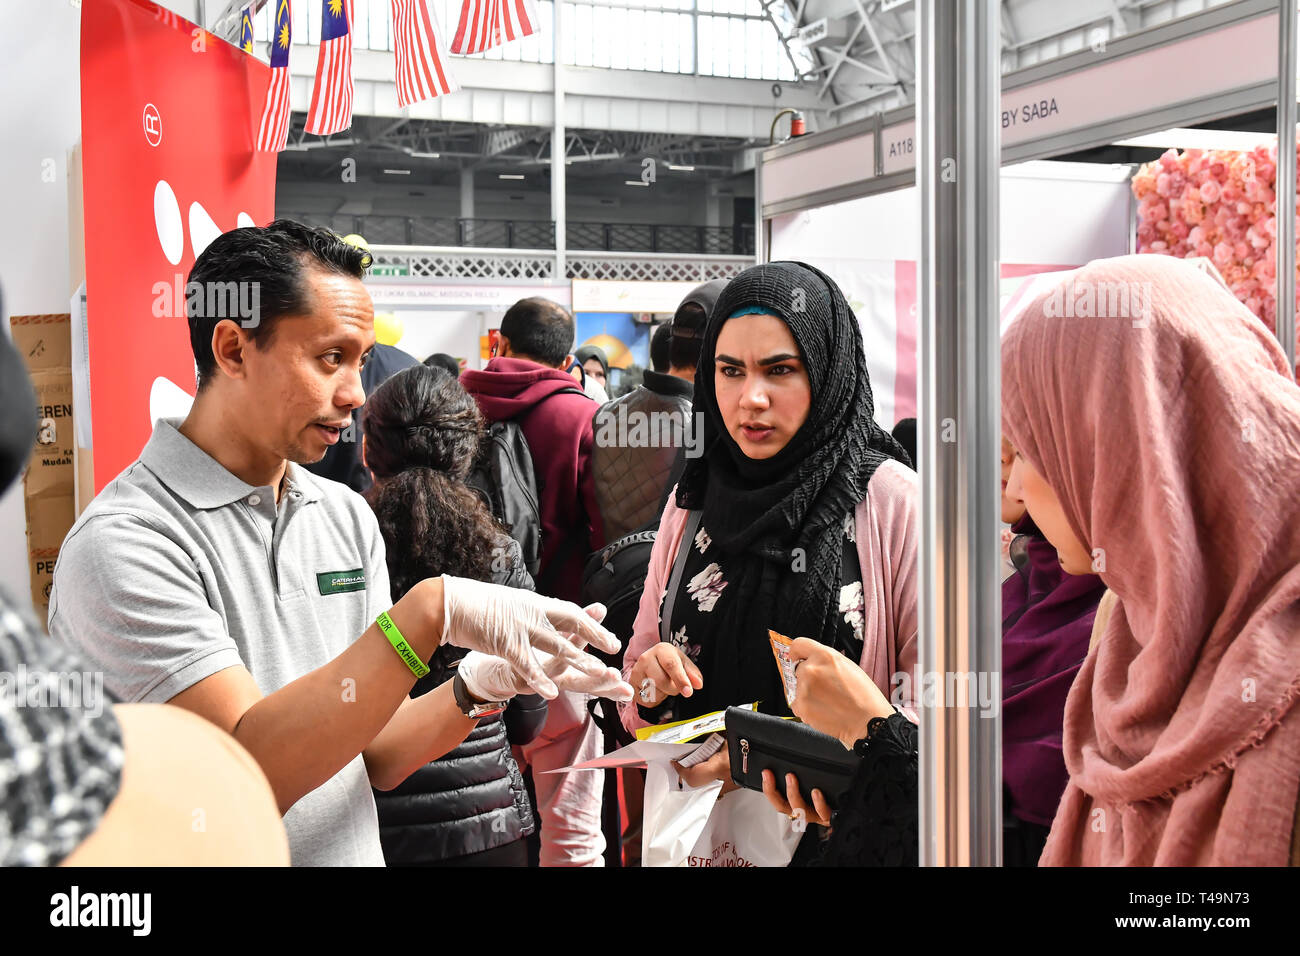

{"left": 363, "top": 365, "right": 549, "bottom": 866}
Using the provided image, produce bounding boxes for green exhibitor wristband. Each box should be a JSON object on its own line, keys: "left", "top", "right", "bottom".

{"left": 376, "top": 611, "right": 429, "bottom": 679}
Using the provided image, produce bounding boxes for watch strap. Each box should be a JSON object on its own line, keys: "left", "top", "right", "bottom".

{"left": 452, "top": 671, "right": 507, "bottom": 719}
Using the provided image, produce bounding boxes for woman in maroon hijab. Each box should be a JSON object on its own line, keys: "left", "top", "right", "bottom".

{"left": 1000, "top": 436, "right": 1105, "bottom": 865}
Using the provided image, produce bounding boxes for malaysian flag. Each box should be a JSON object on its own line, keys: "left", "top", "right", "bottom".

{"left": 451, "top": 0, "right": 541, "bottom": 55}
{"left": 239, "top": 5, "right": 255, "bottom": 53}
{"left": 255, "top": 0, "right": 293, "bottom": 151}
{"left": 390, "top": 0, "right": 460, "bottom": 107}
{"left": 306, "top": 0, "right": 354, "bottom": 135}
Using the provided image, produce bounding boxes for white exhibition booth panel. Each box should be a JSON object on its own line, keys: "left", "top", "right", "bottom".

{"left": 769, "top": 162, "right": 1133, "bottom": 429}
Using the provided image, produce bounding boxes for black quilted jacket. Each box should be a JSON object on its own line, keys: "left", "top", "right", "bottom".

{"left": 374, "top": 540, "right": 546, "bottom": 865}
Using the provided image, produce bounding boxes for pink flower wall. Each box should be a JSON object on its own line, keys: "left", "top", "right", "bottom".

{"left": 1133, "top": 144, "right": 1297, "bottom": 349}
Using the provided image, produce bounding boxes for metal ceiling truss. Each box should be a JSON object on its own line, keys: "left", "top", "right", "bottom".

{"left": 787, "top": 0, "right": 1203, "bottom": 116}
{"left": 277, "top": 113, "right": 751, "bottom": 177}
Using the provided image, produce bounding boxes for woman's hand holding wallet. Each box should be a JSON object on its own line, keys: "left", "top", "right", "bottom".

{"left": 760, "top": 638, "right": 895, "bottom": 826}
{"left": 786, "top": 638, "right": 894, "bottom": 748}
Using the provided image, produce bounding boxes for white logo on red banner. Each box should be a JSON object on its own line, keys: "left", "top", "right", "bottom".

{"left": 143, "top": 103, "right": 162, "bottom": 146}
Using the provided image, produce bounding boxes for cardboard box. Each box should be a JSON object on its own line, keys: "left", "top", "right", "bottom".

{"left": 11, "top": 314, "right": 75, "bottom": 620}
{"left": 26, "top": 496, "right": 74, "bottom": 613}
{"left": 10, "top": 313, "right": 72, "bottom": 371}
{"left": 26, "top": 370, "right": 75, "bottom": 498}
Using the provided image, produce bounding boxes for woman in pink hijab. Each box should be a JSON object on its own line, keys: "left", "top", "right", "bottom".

{"left": 1001, "top": 253, "right": 1300, "bottom": 866}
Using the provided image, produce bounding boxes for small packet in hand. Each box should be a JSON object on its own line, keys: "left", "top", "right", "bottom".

{"left": 768, "top": 629, "right": 798, "bottom": 707}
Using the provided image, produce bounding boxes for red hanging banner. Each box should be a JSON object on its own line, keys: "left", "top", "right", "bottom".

{"left": 80, "top": 0, "right": 278, "bottom": 491}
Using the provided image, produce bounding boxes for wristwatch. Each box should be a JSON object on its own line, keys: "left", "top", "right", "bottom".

{"left": 452, "top": 671, "right": 508, "bottom": 719}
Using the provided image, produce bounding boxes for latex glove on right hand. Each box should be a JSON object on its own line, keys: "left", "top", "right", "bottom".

{"left": 440, "top": 576, "right": 623, "bottom": 699}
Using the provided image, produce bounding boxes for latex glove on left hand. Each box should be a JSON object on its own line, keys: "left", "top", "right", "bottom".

{"left": 458, "top": 603, "right": 634, "bottom": 703}
{"left": 440, "top": 576, "right": 621, "bottom": 698}
{"left": 458, "top": 649, "right": 634, "bottom": 702}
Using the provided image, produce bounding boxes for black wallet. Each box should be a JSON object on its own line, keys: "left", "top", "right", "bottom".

{"left": 725, "top": 706, "right": 861, "bottom": 812}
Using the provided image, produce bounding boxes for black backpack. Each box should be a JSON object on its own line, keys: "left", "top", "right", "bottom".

{"left": 579, "top": 467, "right": 689, "bottom": 669}
{"left": 466, "top": 387, "right": 585, "bottom": 580}
{"left": 579, "top": 515, "right": 663, "bottom": 671}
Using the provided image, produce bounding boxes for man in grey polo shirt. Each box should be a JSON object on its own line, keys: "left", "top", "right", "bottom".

{"left": 49, "top": 221, "right": 630, "bottom": 865}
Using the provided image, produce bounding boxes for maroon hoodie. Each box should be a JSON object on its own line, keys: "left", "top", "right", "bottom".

{"left": 461, "top": 357, "right": 605, "bottom": 602}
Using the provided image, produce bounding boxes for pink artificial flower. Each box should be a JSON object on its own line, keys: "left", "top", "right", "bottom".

{"left": 1198, "top": 180, "right": 1221, "bottom": 204}
{"left": 1132, "top": 167, "right": 1157, "bottom": 196}
{"left": 1213, "top": 241, "right": 1234, "bottom": 267}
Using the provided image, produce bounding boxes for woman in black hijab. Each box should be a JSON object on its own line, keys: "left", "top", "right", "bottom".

{"left": 574, "top": 344, "right": 610, "bottom": 390}
{"left": 622, "top": 262, "right": 919, "bottom": 839}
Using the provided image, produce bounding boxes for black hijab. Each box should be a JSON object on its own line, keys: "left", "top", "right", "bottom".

{"left": 673, "top": 261, "right": 910, "bottom": 715}
{"left": 573, "top": 345, "right": 610, "bottom": 381}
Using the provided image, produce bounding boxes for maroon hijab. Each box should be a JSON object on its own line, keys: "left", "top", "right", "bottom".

{"left": 1002, "top": 514, "right": 1106, "bottom": 828}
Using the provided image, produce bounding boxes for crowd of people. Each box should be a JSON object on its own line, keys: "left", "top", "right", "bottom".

{"left": 1, "top": 220, "right": 1298, "bottom": 867}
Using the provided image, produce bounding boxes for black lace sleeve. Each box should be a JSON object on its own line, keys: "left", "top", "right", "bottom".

{"left": 816, "top": 712, "right": 918, "bottom": 867}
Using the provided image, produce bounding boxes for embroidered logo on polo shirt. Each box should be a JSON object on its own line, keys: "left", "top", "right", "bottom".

{"left": 317, "top": 568, "right": 366, "bottom": 595}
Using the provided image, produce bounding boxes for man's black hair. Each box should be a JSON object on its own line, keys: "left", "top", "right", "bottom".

{"left": 499, "top": 297, "right": 574, "bottom": 367}
{"left": 186, "top": 219, "right": 370, "bottom": 388}
{"left": 423, "top": 352, "right": 461, "bottom": 377}
{"left": 650, "top": 323, "right": 672, "bottom": 373}
{"left": 669, "top": 303, "right": 706, "bottom": 371}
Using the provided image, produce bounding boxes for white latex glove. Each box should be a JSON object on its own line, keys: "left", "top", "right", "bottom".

{"left": 458, "top": 649, "right": 634, "bottom": 703}
{"left": 440, "top": 575, "right": 622, "bottom": 699}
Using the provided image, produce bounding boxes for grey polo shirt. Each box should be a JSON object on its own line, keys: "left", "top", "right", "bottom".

{"left": 48, "top": 417, "right": 391, "bottom": 866}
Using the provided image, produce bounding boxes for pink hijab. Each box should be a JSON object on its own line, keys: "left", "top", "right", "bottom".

{"left": 1002, "top": 254, "right": 1300, "bottom": 866}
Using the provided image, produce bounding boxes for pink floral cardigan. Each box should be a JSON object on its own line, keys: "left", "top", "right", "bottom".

{"left": 619, "top": 459, "right": 920, "bottom": 736}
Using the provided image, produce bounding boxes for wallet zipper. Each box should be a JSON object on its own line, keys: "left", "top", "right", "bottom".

{"left": 739, "top": 736, "right": 852, "bottom": 775}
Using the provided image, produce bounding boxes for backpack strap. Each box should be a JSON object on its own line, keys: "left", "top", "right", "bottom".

{"left": 659, "top": 509, "right": 702, "bottom": 644}
{"left": 505, "top": 383, "right": 592, "bottom": 593}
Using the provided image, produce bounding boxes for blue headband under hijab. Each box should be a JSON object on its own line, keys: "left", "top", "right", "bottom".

{"left": 728, "top": 305, "right": 772, "bottom": 319}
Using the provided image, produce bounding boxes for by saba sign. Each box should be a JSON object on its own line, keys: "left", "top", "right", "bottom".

{"left": 80, "top": 0, "right": 277, "bottom": 491}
